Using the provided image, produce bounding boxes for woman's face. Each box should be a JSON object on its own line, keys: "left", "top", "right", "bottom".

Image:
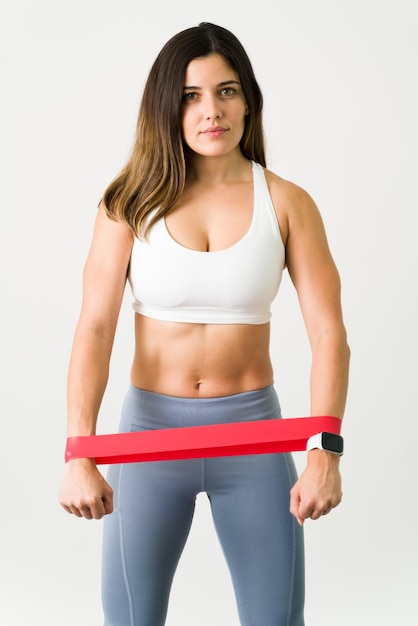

{"left": 181, "top": 53, "right": 247, "bottom": 159}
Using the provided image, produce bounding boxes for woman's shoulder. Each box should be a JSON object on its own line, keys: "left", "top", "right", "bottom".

{"left": 262, "top": 167, "right": 323, "bottom": 244}
{"left": 263, "top": 167, "right": 316, "bottom": 210}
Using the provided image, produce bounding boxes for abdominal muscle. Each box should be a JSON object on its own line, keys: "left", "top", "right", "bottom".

{"left": 130, "top": 314, "right": 274, "bottom": 398}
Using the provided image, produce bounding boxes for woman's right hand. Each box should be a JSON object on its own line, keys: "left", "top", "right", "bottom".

{"left": 59, "top": 458, "right": 114, "bottom": 520}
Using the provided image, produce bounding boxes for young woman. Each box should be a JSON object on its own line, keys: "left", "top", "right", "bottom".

{"left": 59, "top": 22, "right": 350, "bottom": 626}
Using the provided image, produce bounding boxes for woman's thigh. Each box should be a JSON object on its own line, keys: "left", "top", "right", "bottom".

{"left": 102, "top": 458, "right": 201, "bottom": 626}
{"left": 101, "top": 386, "right": 205, "bottom": 626}
{"left": 206, "top": 451, "right": 305, "bottom": 626}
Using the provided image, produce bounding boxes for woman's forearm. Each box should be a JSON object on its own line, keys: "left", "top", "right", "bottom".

{"left": 66, "top": 324, "right": 115, "bottom": 437}
{"left": 309, "top": 329, "right": 350, "bottom": 420}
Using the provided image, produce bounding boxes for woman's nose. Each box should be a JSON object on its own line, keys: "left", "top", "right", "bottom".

{"left": 204, "top": 96, "right": 222, "bottom": 120}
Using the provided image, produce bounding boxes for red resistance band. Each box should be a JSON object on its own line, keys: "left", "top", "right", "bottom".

{"left": 65, "top": 416, "right": 341, "bottom": 465}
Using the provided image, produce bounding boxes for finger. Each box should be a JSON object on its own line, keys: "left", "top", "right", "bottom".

{"left": 75, "top": 505, "right": 94, "bottom": 520}
{"left": 291, "top": 512, "right": 304, "bottom": 526}
{"left": 102, "top": 493, "right": 114, "bottom": 515}
{"left": 93, "top": 488, "right": 115, "bottom": 518}
{"left": 67, "top": 500, "right": 96, "bottom": 520}
{"left": 89, "top": 489, "right": 114, "bottom": 519}
{"left": 85, "top": 498, "right": 106, "bottom": 520}
{"left": 309, "top": 507, "right": 323, "bottom": 521}
{"left": 82, "top": 510, "right": 95, "bottom": 520}
{"left": 298, "top": 499, "right": 317, "bottom": 522}
{"left": 323, "top": 496, "right": 342, "bottom": 516}
{"left": 289, "top": 488, "right": 304, "bottom": 526}
{"left": 306, "top": 498, "right": 334, "bottom": 520}
{"left": 67, "top": 505, "right": 84, "bottom": 518}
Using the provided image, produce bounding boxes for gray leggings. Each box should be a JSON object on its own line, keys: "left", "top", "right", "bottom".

{"left": 102, "top": 384, "right": 305, "bottom": 626}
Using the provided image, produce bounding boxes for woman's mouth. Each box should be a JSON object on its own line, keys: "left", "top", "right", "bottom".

{"left": 201, "top": 126, "right": 228, "bottom": 138}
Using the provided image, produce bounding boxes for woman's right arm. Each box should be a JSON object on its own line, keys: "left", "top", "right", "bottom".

{"left": 59, "top": 206, "right": 133, "bottom": 519}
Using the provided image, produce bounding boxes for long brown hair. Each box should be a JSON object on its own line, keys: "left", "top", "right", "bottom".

{"left": 102, "top": 22, "right": 266, "bottom": 237}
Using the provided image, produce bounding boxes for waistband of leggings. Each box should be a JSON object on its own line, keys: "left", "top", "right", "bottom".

{"left": 122, "top": 382, "right": 281, "bottom": 429}
{"left": 127, "top": 382, "right": 275, "bottom": 405}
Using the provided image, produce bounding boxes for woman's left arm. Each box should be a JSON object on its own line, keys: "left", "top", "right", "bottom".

{"left": 273, "top": 178, "right": 350, "bottom": 525}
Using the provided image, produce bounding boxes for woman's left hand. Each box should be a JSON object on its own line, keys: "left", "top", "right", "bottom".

{"left": 289, "top": 450, "right": 342, "bottom": 525}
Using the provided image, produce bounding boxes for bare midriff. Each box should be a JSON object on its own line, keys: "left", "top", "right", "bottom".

{"left": 130, "top": 313, "right": 274, "bottom": 398}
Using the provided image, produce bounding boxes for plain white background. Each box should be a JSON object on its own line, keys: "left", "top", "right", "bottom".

{"left": 1, "top": 0, "right": 417, "bottom": 624}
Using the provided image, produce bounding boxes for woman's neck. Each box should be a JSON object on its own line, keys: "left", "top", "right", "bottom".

{"left": 186, "top": 151, "right": 251, "bottom": 184}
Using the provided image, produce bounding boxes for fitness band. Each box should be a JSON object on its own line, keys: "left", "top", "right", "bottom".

{"left": 65, "top": 416, "right": 341, "bottom": 465}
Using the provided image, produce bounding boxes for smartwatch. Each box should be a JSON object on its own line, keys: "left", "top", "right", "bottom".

{"left": 307, "top": 432, "right": 344, "bottom": 456}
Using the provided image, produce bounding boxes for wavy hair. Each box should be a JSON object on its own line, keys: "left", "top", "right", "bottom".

{"left": 102, "top": 22, "right": 266, "bottom": 237}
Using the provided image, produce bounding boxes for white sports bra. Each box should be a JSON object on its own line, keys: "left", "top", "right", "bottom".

{"left": 128, "top": 161, "right": 285, "bottom": 324}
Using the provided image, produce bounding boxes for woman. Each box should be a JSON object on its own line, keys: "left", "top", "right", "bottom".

{"left": 60, "top": 22, "right": 349, "bottom": 626}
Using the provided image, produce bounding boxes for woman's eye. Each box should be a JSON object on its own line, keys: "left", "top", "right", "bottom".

{"left": 183, "top": 92, "right": 198, "bottom": 102}
{"left": 220, "top": 87, "right": 235, "bottom": 96}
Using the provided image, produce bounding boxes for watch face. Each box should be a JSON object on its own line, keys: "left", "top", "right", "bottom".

{"left": 322, "top": 432, "right": 344, "bottom": 454}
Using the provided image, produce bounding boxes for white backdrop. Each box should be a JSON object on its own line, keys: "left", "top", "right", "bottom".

{"left": 1, "top": 1, "right": 417, "bottom": 624}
